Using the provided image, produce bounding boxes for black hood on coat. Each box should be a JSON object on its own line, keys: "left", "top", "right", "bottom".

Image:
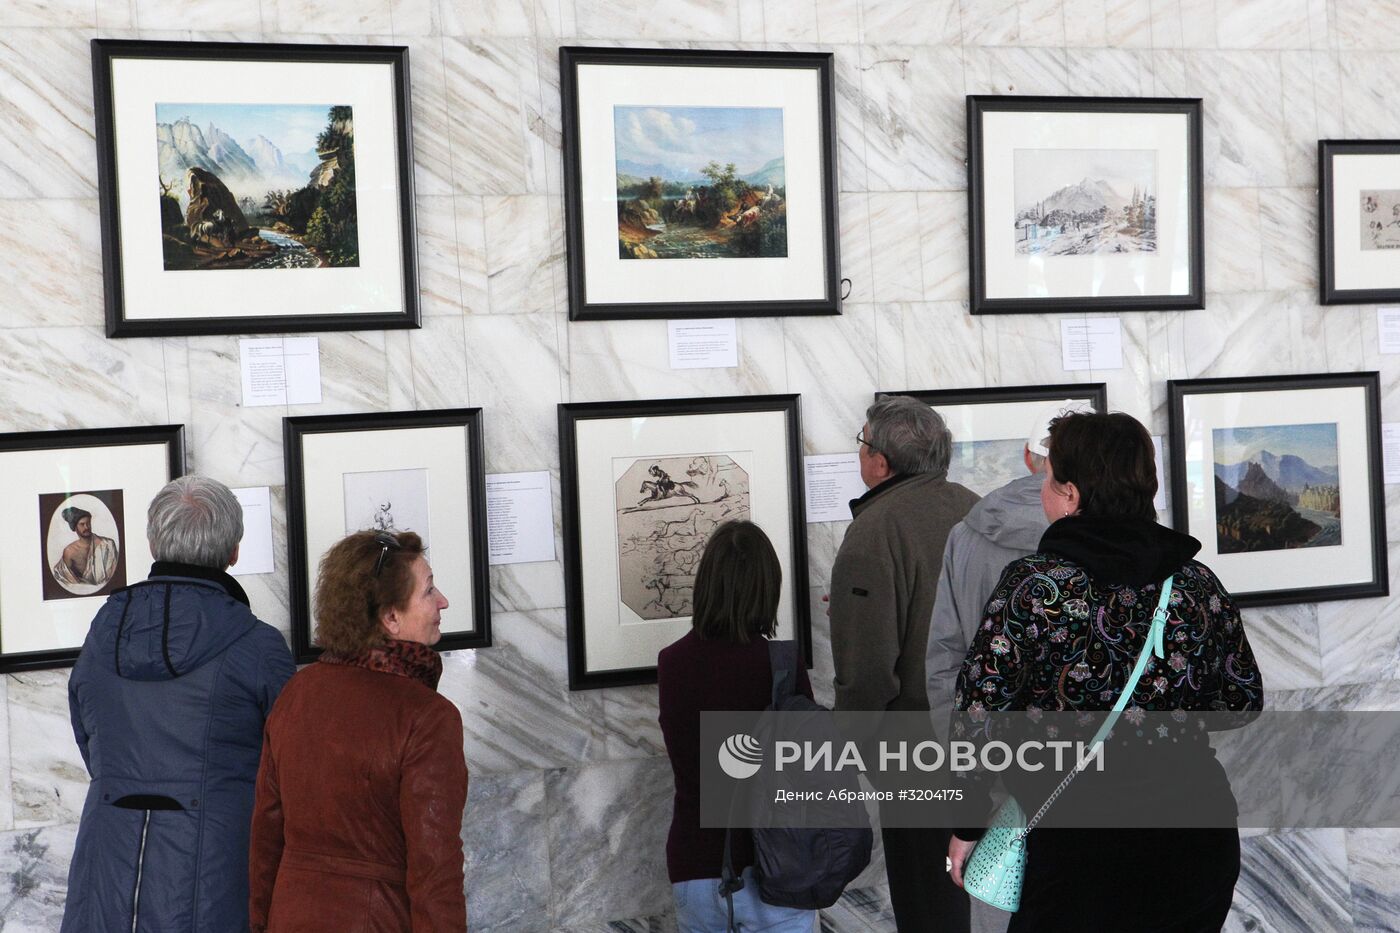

{"left": 1038, "top": 514, "right": 1201, "bottom": 587}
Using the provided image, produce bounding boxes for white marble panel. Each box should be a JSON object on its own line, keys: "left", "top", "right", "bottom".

{"left": 870, "top": 303, "right": 903, "bottom": 392}
{"left": 1333, "top": 0, "right": 1400, "bottom": 48}
{"left": 1317, "top": 570, "right": 1400, "bottom": 689}
{"left": 1280, "top": 52, "right": 1344, "bottom": 188}
{"left": 1187, "top": 51, "right": 1289, "bottom": 188}
{"left": 1062, "top": 0, "right": 1107, "bottom": 46}
{"left": 863, "top": 0, "right": 959, "bottom": 44}
{"left": 537, "top": 0, "right": 578, "bottom": 36}
{"left": 1093, "top": 311, "right": 1153, "bottom": 426}
{"left": 1347, "top": 829, "right": 1400, "bottom": 933}
{"left": 900, "top": 301, "right": 987, "bottom": 392}
{"left": 463, "top": 771, "right": 552, "bottom": 932}
{"left": 600, "top": 684, "right": 666, "bottom": 759}
{"left": 868, "top": 192, "right": 924, "bottom": 302}
{"left": 445, "top": 38, "right": 534, "bottom": 195}
{"left": 806, "top": 586, "right": 837, "bottom": 708}
{"left": 546, "top": 757, "right": 674, "bottom": 927}
{"left": 391, "top": 0, "right": 440, "bottom": 35}
{"left": 185, "top": 336, "right": 288, "bottom": 489}
{"left": 1150, "top": 49, "right": 1190, "bottom": 96}
{"left": 1103, "top": 0, "right": 1152, "bottom": 47}
{"left": 8, "top": 671, "right": 87, "bottom": 828}
{"left": 813, "top": 0, "right": 859, "bottom": 42}
{"left": 1017, "top": 0, "right": 1067, "bottom": 46}
{"left": 982, "top": 312, "right": 1090, "bottom": 388}
{"left": 804, "top": 520, "right": 846, "bottom": 590}
{"left": 128, "top": 0, "right": 260, "bottom": 29}
{"left": 484, "top": 195, "right": 560, "bottom": 317}
{"left": 1179, "top": 291, "right": 1299, "bottom": 379}
{"left": 406, "top": 36, "right": 455, "bottom": 197}
{"left": 782, "top": 304, "right": 878, "bottom": 454}
{"left": 403, "top": 313, "right": 472, "bottom": 409}
{"left": 1258, "top": 187, "right": 1317, "bottom": 293}
{"left": 0, "top": 0, "right": 93, "bottom": 27}
{"left": 264, "top": 0, "right": 393, "bottom": 33}
{"left": 840, "top": 193, "right": 874, "bottom": 304}
{"left": 832, "top": 44, "right": 868, "bottom": 193}
{"left": 959, "top": 0, "right": 1019, "bottom": 47}
{"left": 1063, "top": 49, "right": 1154, "bottom": 98}
{"left": 567, "top": 316, "right": 787, "bottom": 403}
{"left": 416, "top": 195, "right": 467, "bottom": 317}
{"left": 525, "top": 38, "right": 562, "bottom": 197}
{"left": 0, "top": 200, "right": 103, "bottom": 329}
{"left": 1217, "top": 0, "right": 1311, "bottom": 48}
{"left": 487, "top": 467, "right": 565, "bottom": 616}
{"left": 1240, "top": 603, "right": 1325, "bottom": 692}
{"left": 438, "top": 611, "right": 609, "bottom": 772}
{"left": 450, "top": 195, "right": 490, "bottom": 314}
{"left": 1146, "top": 0, "right": 1186, "bottom": 49}
{"left": 0, "top": 823, "right": 77, "bottom": 930}
{"left": 1205, "top": 187, "right": 1266, "bottom": 295}
{"left": 761, "top": 0, "right": 818, "bottom": 41}
{"left": 463, "top": 312, "right": 563, "bottom": 473}
{"left": 0, "top": 677, "right": 10, "bottom": 831}
{"left": 1338, "top": 53, "right": 1400, "bottom": 141}
{"left": 859, "top": 44, "right": 967, "bottom": 191}
{"left": 962, "top": 46, "right": 1069, "bottom": 96}
{"left": 916, "top": 191, "right": 968, "bottom": 302}
{"left": 286, "top": 330, "right": 390, "bottom": 417}
{"left": 237, "top": 486, "right": 293, "bottom": 641}
{"left": 95, "top": 0, "right": 137, "bottom": 29}
{"left": 0, "top": 326, "right": 173, "bottom": 433}
{"left": 574, "top": 0, "right": 741, "bottom": 40}
{"left": 0, "top": 30, "right": 97, "bottom": 200}
{"left": 442, "top": 0, "right": 536, "bottom": 35}
{"left": 1179, "top": 0, "right": 1223, "bottom": 47}
{"left": 1228, "top": 830, "right": 1353, "bottom": 933}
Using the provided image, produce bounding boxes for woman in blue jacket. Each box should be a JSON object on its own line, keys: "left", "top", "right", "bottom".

{"left": 61, "top": 475, "right": 295, "bottom": 933}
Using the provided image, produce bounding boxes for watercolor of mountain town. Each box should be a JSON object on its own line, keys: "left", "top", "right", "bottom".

{"left": 1013, "top": 148, "right": 1157, "bottom": 256}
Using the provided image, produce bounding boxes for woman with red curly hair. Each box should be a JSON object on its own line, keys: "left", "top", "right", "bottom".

{"left": 249, "top": 530, "right": 467, "bottom": 932}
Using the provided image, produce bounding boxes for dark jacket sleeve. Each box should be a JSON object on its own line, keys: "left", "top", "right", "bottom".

{"left": 829, "top": 525, "right": 902, "bottom": 713}
{"left": 248, "top": 725, "right": 285, "bottom": 933}
{"left": 68, "top": 642, "right": 94, "bottom": 775}
{"left": 401, "top": 698, "right": 468, "bottom": 931}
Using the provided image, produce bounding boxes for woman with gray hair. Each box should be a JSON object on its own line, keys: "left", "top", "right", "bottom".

{"left": 62, "top": 474, "right": 295, "bottom": 933}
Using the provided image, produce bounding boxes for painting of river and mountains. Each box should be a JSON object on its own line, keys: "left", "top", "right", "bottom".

{"left": 1213, "top": 423, "right": 1342, "bottom": 554}
{"left": 155, "top": 103, "right": 359, "bottom": 271}
{"left": 1014, "top": 148, "right": 1156, "bottom": 256}
{"left": 613, "top": 106, "right": 786, "bottom": 260}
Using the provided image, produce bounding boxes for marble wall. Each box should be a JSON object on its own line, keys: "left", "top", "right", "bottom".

{"left": 2, "top": 0, "right": 1399, "bottom": 929}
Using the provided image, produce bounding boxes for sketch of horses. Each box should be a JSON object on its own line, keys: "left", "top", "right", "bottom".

{"left": 637, "top": 464, "right": 701, "bottom": 506}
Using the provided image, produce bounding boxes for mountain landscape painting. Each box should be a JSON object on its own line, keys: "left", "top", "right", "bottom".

{"left": 1213, "top": 422, "right": 1341, "bottom": 554}
{"left": 154, "top": 102, "right": 358, "bottom": 271}
{"left": 613, "top": 105, "right": 786, "bottom": 260}
{"left": 1013, "top": 148, "right": 1157, "bottom": 256}
{"left": 1360, "top": 189, "right": 1400, "bottom": 250}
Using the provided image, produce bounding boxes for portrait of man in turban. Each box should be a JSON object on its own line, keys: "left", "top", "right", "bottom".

{"left": 40, "top": 491, "right": 127, "bottom": 600}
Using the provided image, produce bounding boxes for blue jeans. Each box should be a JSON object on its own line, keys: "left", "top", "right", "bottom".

{"left": 673, "top": 867, "right": 817, "bottom": 933}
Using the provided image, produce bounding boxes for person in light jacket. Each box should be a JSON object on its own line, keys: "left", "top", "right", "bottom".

{"left": 62, "top": 475, "right": 295, "bottom": 933}
{"left": 249, "top": 529, "right": 468, "bottom": 932}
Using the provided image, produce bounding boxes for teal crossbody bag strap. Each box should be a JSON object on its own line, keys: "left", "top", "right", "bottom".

{"left": 1089, "top": 573, "right": 1174, "bottom": 747}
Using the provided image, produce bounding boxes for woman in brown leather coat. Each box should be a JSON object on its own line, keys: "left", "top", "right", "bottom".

{"left": 249, "top": 530, "right": 468, "bottom": 932}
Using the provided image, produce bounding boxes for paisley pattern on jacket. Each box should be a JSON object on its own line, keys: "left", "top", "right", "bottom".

{"left": 954, "top": 555, "right": 1262, "bottom": 715}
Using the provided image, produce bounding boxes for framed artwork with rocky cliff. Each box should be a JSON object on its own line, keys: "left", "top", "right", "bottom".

{"left": 0, "top": 425, "right": 184, "bottom": 673}
{"left": 968, "top": 96, "right": 1204, "bottom": 315}
{"left": 559, "top": 47, "right": 841, "bottom": 321}
{"left": 1168, "top": 373, "right": 1387, "bottom": 607}
{"left": 559, "top": 395, "right": 810, "bottom": 689}
{"left": 92, "top": 40, "right": 419, "bottom": 337}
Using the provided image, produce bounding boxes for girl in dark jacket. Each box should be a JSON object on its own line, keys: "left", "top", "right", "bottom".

{"left": 947, "top": 412, "right": 1264, "bottom": 932}
{"left": 249, "top": 530, "right": 468, "bottom": 932}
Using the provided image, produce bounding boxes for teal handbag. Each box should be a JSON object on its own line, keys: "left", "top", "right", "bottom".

{"left": 961, "top": 575, "right": 1174, "bottom": 912}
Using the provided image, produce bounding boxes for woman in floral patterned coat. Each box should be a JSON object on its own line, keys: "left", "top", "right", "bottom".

{"left": 946, "top": 411, "right": 1263, "bottom": 933}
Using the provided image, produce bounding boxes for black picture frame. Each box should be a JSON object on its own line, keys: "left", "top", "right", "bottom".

{"left": 92, "top": 39, "right": 420, "bottom": 337}
{"left": 284, "top": 409, "right": 491, "bottom": 663}
{"left": 0, "top": 424, "right": 185, "bottom": 673}
{"left": 1168, "top": 373, "right": 1387, "bottom": 607}
{"left": 559, "top": 46, "right": 841, "bottom": 321}
{"left": 967, "top": 95, "right": 1205, "bottom": 315}
{"left": 1319, "top": 139, "right": 1400, "bottom": 304}
{"left": 559, "top": 394, "right": 811, "bottom": 689}
{"left": 879, "top": 384, "right": 1108, "bottom": 496}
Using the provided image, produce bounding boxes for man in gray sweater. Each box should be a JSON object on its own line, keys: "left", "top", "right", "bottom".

{"left": 829, "top": 394, "right": 979, "bottom": 932}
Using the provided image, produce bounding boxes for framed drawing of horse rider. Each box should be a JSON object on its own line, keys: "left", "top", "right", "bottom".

{"left": 91, "top": 39, "right": 419, "bottom": 336}
{"left": 284, "top": 409, "right": 491, "bottom": 662}
{"left": 0, "top": 424, "right": 185, "bottom": 673}
{"left": 559, "top": 395, "right": 810, "bottom": 689}
{"left": 559, "top": 47, "right": 841, "bottom": 320}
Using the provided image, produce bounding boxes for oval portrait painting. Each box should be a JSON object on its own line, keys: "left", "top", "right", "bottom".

{"left": 39, "top": 489, "right": 127, "bottom": 600}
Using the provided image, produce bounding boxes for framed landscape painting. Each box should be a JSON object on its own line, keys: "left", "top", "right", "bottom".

{"left": 881, "top": 384, "right": 1106, "bottom": 496}
{"left": 0, "top": 425, "right": 185, "bottom": 673}
{"left": 967, "top": 96, "right": 1204, "bottom": 315}
{"left": 1319, "top": 140, "right": 1400, "bottom": 304}
{"left": 559, "top": 395, "right": 810, "bottom": 689}
{"left": 1168, "top": 374, "right": 1387, "bottom": 607}
{"left": 92, "top": 39, "right": 419, "bottom": 336}
{"left": 560, "top": 47, "right": 840, "bottom": 320}
{"left": 284, "top": 410, "right": 490, "bottom": 663}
